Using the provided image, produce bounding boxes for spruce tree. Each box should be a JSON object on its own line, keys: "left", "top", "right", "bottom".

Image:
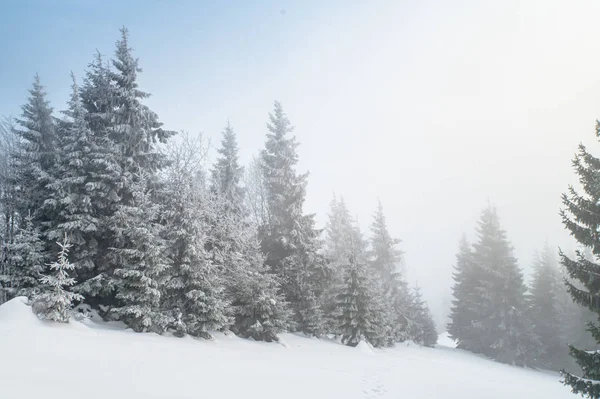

{"left": 336, "top": 255, "right": 378, "bottom": 347}
{"left": 529, "top": 243, "right": 567, "bottom": 369}
{"left": 448, "top": 235, "right": 478, "bottom": 346}
{"left": 109, "top": 173, "right": 171, "bottom": 333}
{"left": 560, "top": 136, "right": 600, "bottom": 397}
{"left": 259, "top": 101, "right": 327, "bottom": 335}
{"left": 160, "top": 137, "right": 232, "bottom": 338}
{"left": 45, "top": 74, "right": 99, "bottom": 286}
{"left": 12, "top": 75, "right": 56, "bottom": 248}
{"left": 4, "top": 214, "right": 44, "bottom": 299}
{"left": 32, "top": 235, "right": 83, "bottom": 322}
{"left": 211, "top": 121, "right": 244, "bottom": 208}
{"left": 368, "top": 201, "right": 411, "bottom": 344}
{"left": 450, "top": 205, "right": 541, "bottom": 366}
{"left": 409, "top": 285, "right": 438, "bottom": 347}
{"left": 322, "top": 195, "right": 366, "bottom": 333}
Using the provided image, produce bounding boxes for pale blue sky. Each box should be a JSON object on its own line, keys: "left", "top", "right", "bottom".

{"left": 4, "top": 0, "right": 600, "bottom": 325}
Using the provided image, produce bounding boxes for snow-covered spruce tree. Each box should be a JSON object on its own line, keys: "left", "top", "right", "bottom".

{"left": 32, "top": 235, "right": 83, "bottom": 322}
{"left": 160, "top": 134, "right": 231, "bottom": 338}
{"left": 559, "top": 135, "right": 600, "bottom": 397}
{"left": 4, "top": 214, "right": 44, "bottom": 299}
{"left": 336, "top": 254, "right": 383, "bottom": 347}
{"left": 528, "top": 243, "right": 568, "bottom": 369}
{"left": 259, "top": 101, "right": 328, "bottom": 336}
{"left": 0, "top": 117, "right": 20, "bottom": 304}
{"left": 76, "top": 52, "right": 122, "bottom": 301}
{"left": 453, "top": 205, "right": 541, "bottom": 366}
{"left": 211, "top": 121, "right": 244, "bottom": 209}
{"left": 409, "top": 285, "right": 438, "bottom": 347}
{"left": 322, "top": 195, "right": 366, "bottom": 333}
{"left": 368, "top": 201, "right": 412, "bottom": 344}
{"left": 228, "top": 236, "right": 292, "bottom": 342}
{"left": 207, "top": 125, "right": 292, "bottom": 340}
{"left": 11, "top": 75, "right": 57, "bottom": 251}
{"left": 109, "top": 172, "right": 171, "bottom": 333}
{"left": 77, "top": 29, "right": 175, "bottom": 305}
{"left": 448, "top": 235, "right": 479, "bottom": 346}
{"left": 45, "top": 74, "right": 99, "bottom": 287}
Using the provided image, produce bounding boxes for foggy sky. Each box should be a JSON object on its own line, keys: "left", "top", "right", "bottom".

{"left": 2, "top": 0, "right": 600, "bottom": 326}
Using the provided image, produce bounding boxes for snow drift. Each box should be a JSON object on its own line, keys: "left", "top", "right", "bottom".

{"left": 0, "top": 298, "right": 573, "bottom": 398}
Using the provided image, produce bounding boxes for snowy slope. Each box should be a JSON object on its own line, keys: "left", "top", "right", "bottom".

{"left": 0, "top": 297, "right": 573, "bottom": 399}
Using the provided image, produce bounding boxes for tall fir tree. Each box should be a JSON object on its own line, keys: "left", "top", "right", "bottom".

{"left": 529, "top": 242, "right": 568, "bottom": 369}
{"left": 560, "top": 135, "right": 600, "bottom": 397}
{"left": 449, "top": 205, "right": 541, "bottom": 366}
{"left": 448, "top": 235, "right": 478, "bottom": 346}
{"left": 211, "top": 121, "right": 244, "bottom": 208}
{"left": 368, "top": 201, "right": 412, "bottom": 344}
{"left": 12, "top": 75, "right": 57, "bottom": 251}
{"left": 259, "top": 101, "right": 327, "bottom": 335}
{"left": 336, "top": 255, "right": 380, "bottom": 347}
{"left": 76, "top": 29, "right": 176, "bottom": 306}
{"left": 109, "top": 173, "right": 171, "bottom": 333}
{"left": 45, "top": 74, "right": 99, "bottom": 290}
{"left": 408, "top": 285, "right": 438, "bottom": 347}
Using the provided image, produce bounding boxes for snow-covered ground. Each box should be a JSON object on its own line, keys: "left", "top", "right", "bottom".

{"left": 0, "top": 297, "right": 573, "bottom": 399}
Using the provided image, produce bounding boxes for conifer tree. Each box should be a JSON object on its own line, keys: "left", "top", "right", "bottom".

{"left": 109, "top": 173, "right": 171, "bottom": 333}
{"left": 409, "top": 285, "right": 438, "bottom": 347}
{"left": 322, "top": 195, "right": 366, "bottom": 333}
{"left": 529, "top": 243, "right": 567, "bottom": 369}
{"left": 45, "top": 74, "right": 99, "bottom": 285}
{"left": 160, "top": 136, "right": 232, "bottom": 338}
{"left": 447, "top": 235, "right": 478, "bottom": 344}
{"left": 4, "top": 214, "right": 44, "bottom": 299}
{"left": 12, "top": 75, "right": 57, "bottom": 246}
{"left": 211, "top": 121, "right": 244, "bottom": 208}
{"left": 560, "top": 136, "right": 600, "bottom": 397}
{"left": 337, "top": 255, "right": 378, "bottom": 347}
{"left": 32, "top": 235, "right": 83, "bottom": 322}
{"left": 259, "top": 101, "right": 327, "bottom": 335}
{"left": 368, "top": 201, "right": 412, "bottom": 344}
{"left": 449, "top": 205, "right": 541, "bottom": 366}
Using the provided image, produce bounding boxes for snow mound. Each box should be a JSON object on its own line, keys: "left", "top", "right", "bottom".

{"left": 0, "top": 296, "right": 37, "bottom": 325}
{"left": 0, "top": 299, "right": 573, "bottom": 399}
{"left": 355, "top": 339, "right": 374, "bottom": 354}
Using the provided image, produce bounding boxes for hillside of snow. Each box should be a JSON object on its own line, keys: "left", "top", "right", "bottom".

{"left": 0, "top": 297, "right": 573, "bottom": 399}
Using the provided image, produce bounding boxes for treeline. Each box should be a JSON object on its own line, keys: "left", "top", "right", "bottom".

{"left": 0, "top": 28, "right": 437, "bottom": 348}
{"left": 447, "top": 206, "right": 596, "bottom": 371}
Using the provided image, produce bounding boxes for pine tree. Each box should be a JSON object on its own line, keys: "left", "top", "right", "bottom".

{"left": 211, "top": 121, "right": 244, "bottom": 208}
{"left": 529, "top": 243, "right": 567, "bottom": 369}
{"left": 448, "top": 235, "right": 478, "bottom": 346}
{"left": 409, "top": 285, "right": 438, "bottom": 347}
{"left": 160, "top": 137, "right": 231, "bottom": 338}
{"left": 3, "top": 214, "right": 45, "bottom": 300}
{"left": 450, "top": 205, "right": 541, "bottom": 366}
{"left": 12, "top": 75, "right": 56, "bottom": 249}
{"left": 336, "top": 255, "right": 378, "bottom": 347}
{"left": 45, "top": 73, "right": 99, "bottom": 287}
{"left": 76, "top": 29, "right": 175, "bottom": 306}
{"left": 322, "top": 195, "right": 366, "bottom": 333}
{"left": 368, "top": 201, "right": 411, "bottom": 344}
{"left": 32, "top": 235, "right": 83, "bottom": 322}
{"left": 229, "top": 237, "right": 292, "bottom": 341}
{"left": 109, "top": 173, "right": 171, "bottom": 333}
{"left": 559, "top": 136, "right": 600, "bottom": 397}
{"left": 259, "top": 101, "right": 327, "bottom": 335}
